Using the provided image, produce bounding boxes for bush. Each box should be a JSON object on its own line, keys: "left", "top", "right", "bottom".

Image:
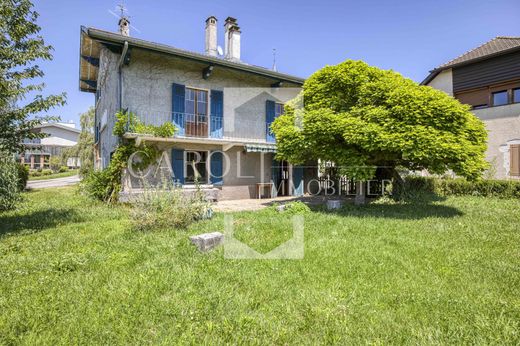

{"left": 59, "top": 166, "right": 69, "bottom": 173}
{"left": 16, "top": 164, "right": 29, "bottom": 191}
{"left": 79, "top": 169, "right": 114, "bottom": 202}
{"left": 49, "top": 156, "right": 62, "bottom": 172}
{"left": 30, "top": 170, "right": 41, "bottom": 177}
{"left": 42, "top": 169, "right": 52, "bottom": 176}
{"left": 397, "top": 176, "right": 520, "bottom": 199}
{"left": 131, "top": 183, "right": 212, "bottom": 231}
{"left": 0, "top": 158, "right": 22, "bottom": 211}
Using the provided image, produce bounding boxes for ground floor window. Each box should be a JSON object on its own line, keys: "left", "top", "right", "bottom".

{"left": 185, "top": 150, "right": 208, "bottom": 184}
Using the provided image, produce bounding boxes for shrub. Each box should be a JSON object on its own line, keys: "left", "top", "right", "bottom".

{"left": 30, "top": 170, "right": 41, "bottom": 177}
{"left": 16, "top": 164, "right": 29, "bottom": 191}
{"left": 0, "top": 158, "right": 22, "bottom": 211}
{"left": 79, "top": 169, "right": 114, "bottom": 202}
{"left": 42, "top": 169, "right": 52, "bottom": 176}
{"left": 49, "top": 156, "right": 62, "bottom": 172}
{"left": 59, "top": 166, "right": 69, "bottom": 173}
{"left": 397, "top": 176, "right": 520, "bottom": 199}
{"left": 131, "top": 183, "right": 212, "bottom": 231}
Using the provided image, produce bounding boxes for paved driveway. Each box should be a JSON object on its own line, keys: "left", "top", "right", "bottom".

{"left": 27, "top": 175, "right": 80, "bottom": 189}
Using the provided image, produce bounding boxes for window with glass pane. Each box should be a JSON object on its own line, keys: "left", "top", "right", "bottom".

{"left": 185, "top": 151, "right": 208, "bottom": 183}
{"left": 492, "top": 90, "right": 508, "bottom": 106}
{"left": 514, "top": 88, "right": 520, "bottom": 103}
{"left": 184, "top": 88, "right": 208, "bottom": 137}
{"left": 275, "top": 103, "right": 284, "bottom": 117}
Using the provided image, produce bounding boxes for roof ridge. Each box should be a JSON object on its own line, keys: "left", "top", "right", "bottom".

{"left": 495, "top": 36, "right": 520, "bottom": 39}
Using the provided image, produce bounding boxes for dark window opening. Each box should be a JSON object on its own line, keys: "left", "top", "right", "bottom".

{"left": 492, "top": 90, "right": 508, "bottom": 106}
{"left": 185, "top": 151, "right": 208, "bottom": 184}
{"left": 472, "top": 104, "right": 488, "bottom": 110}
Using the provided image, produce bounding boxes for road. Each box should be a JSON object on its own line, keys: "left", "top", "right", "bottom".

{"left": 26, "top": 175, "right": 80, "bottom": 189}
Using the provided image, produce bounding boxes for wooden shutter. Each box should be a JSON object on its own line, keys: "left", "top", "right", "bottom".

{"left": 266, "top": 100, "right": 276, "bottom": 142}
{"left": 510, "top": 144, "right": 520, "bottom": 177}
{"left": 172, "top": 148, "right": 184, "bottom": 184}
{"left": 210, "top": 90, "right": 223, "bottom": 138}
{"left": 209, "top": 151, "right": 223, "bottom": 185}
{"left": 172, "top": 83, "right": 185, "bottom": 136}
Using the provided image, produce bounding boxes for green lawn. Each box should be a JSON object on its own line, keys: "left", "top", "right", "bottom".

{"left": 28, "top": 169, "right": 79, "bottom": 181}
{"left": 1, "top": 187, "right": 519, "bottom": 344}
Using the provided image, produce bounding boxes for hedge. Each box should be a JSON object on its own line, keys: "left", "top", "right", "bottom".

{"left": 400, "top": 176, "right": 520, "bottom": 199}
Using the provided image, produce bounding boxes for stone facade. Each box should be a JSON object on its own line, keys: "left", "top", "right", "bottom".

{"left": 94, "top": 46, "right": 306, "bottom": 199}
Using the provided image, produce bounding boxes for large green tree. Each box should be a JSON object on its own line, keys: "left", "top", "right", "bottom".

{"left": 0, "top": 0, "right": 65, "bottom": 155}
{"left": 272, "top": 60, "right": 488, "bottom": 182}
{"left": 61, "top": 107, "right": 95, "bottom": 176}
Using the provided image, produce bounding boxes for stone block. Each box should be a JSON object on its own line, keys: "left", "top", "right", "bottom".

{"left": 327, "top": 200, "right": 342, "bottom": 210}
{"left": 189, "top": 232, "right": 223, "bottom": 252}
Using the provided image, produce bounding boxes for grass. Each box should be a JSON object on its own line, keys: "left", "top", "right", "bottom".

{"left": 28, "top": 169, "right": 79, "bottom": 181}
{"left": 0, "top": 187, "right": 519, "bottom": 344}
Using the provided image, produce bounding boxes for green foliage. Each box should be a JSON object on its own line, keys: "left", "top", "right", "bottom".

{"left": 272, "top": 201, "right": 311, "bottom": 214}
{"left": 397, "top": 176, "right": 520, "bottom": 199}
{"left": 41, "top": 169, "right": 52, "bottom": 176}
{"left": 49, "top": 156, "right": 61, "bottom": 172}
{"left": 58, "top": 166, "right": 68, "bottom": 173}
{"left": 16, "top": 163, "right": 28, "bottom": 191}
{"left": 272, "top": 60, "right": 488, "bottom": 181}
{"left": 80, "top": 141, "right": 161, "bottom": 203}
{"left": 0, "top": 157, "right": 21, "bottom": 211}
{"left": 114, "top": 110, "right": 176, "bottom": 138}
{"left": 131, "top": 183, "right": 212, "bottom": 231}
{"left": 61, "top": 107, "right": 95, "bottom": 177}
{"left": 0, "top": 0, "right": 66, "bottom": 155}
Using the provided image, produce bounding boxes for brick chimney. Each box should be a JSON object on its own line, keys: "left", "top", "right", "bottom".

{"left": 205, "top": 16, "right": 218, "bottom": 57}
{"left": 224, "top": 17, "right": 241, "bottom": 62}
{"left": 118, "top": 17, "right": 130, "bottom": 36}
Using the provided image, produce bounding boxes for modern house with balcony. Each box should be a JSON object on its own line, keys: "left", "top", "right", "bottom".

{"left": 423, "top": 37, "right": 520, "bottom": 179}
{"left": 18, "top": 122, "right": 80, "bottom": 169}
{"left": 79, "top": 16, "right": 312, "bottom": 200}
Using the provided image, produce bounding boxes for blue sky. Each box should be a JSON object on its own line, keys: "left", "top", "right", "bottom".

{"left": 33, "top": 0, "right": 519, "bottom": 125}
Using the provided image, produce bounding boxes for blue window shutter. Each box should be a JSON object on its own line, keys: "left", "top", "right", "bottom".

{"left": 292, "top": 166, "right": 304, "bottom": 196}
{"left": 210, "top": 90, "right": 223, "bottom": 138}
{"left": 171, "top": 148, "right": 184, "bottom": 184}
{"left": 172, "top": 83, "right": 185, "bottom": 136}
{"left": 210, "top": 151, "right": 223, "bottom": 185}
{"left": 266, "top": 100, "right": 276, "bottom": 142}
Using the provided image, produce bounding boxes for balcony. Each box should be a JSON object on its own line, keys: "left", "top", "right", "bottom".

{"left": 127, "top": 110, "right": 276, "bottom": 144}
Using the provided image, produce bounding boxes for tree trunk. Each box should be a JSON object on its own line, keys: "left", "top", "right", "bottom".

{"left": 354, "top": 180, "right": 366, "bottom": 205}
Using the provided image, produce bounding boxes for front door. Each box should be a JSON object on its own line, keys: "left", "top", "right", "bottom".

{"left": 185, "top": 88, "right": 208, "bottom": 137}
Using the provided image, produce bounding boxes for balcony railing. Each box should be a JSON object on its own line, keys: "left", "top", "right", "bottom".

{"left": 129, "top": 109, "right": 276, "bottom": 143}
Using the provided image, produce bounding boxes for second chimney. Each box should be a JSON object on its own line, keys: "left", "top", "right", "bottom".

{"left": 205, "top": 16, "right": 217, "bottom": 57}
{"left": 224, "top": 17, "right": 241, "bottom": 62}
{"left": 118, "top": 17, "right": 130, "bottom": 37}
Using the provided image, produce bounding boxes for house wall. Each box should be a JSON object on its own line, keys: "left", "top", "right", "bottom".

{"left": 95, "top": 46, "right": 120, "bottom": 169}
{"left": 120, "top": 48, "right": 300, "bottom": 140}
{"left": 473, "top": 104, "right": 520, "bottom": 178}
{"left": 427, "top": 69, "right": 453, "bottom": 95}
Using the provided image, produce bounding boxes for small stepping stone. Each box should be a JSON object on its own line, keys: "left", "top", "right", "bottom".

{"left": 326, "top": 200, "right": 342, "bottom": 210}
{"left": 189, "top": 232, "right": 223, "bottom": 252}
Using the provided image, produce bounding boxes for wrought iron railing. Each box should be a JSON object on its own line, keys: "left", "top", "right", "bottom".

{"left": 128, "top": 109, "right": 275, "bottom": 143}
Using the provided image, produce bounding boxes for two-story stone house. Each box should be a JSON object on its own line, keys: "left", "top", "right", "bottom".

{"left": 423, "top": 37, "right": 520, "bottom": 179}
{"left": 79, "top": 16, "right": 310, "bottom": 200}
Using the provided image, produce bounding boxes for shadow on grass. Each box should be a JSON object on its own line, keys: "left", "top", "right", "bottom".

{"left": 316, "top": 202, "right": 463, "bottom": 220}
{"left": 0, "top": 208, "right": 83, "bottom": 237}
{"left": 264, "top": 192, "right": 463, "bottom": 220}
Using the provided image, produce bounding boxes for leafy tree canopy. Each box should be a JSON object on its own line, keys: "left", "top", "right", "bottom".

{"left": 61, "top": 107, "right": 94, "bottom": 176}
{"left": 272, "top": 60, "right": 488, "bottom": 180}
{"left": 0, "top": 0, "right": 66, "bottom": 155}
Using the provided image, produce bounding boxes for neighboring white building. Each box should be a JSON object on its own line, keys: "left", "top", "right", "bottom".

{"left": 423, "top": 37, "right": 520, "bottom": 179}
{"left": 19, "top": 122, "right": 81, "bottom": 169}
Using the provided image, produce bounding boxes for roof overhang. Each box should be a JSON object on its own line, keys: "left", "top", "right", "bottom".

{"left": 421, "top": 45, "right": 520, "bottom": 86}
{"left": 79, "top": 26, "right": 305, "bottom": 93}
